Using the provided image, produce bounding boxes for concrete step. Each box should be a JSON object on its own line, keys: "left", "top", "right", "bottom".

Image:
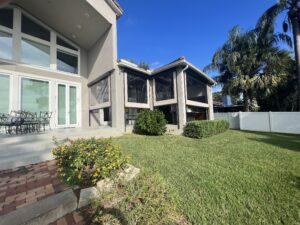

{"left": 0, "top": 189, "right": 77, "bottom": 225}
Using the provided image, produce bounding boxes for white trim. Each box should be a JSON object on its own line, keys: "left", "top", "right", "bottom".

{"left": 186, "top": 100, "right": 209, "bottom": 108}
{"left": 55, "top": 82, "right": 81, "bottom": 128}
{"left": 0, "top": 58, "right": 81, "bottom": 78}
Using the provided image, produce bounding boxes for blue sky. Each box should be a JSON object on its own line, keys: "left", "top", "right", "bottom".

{"left": 116, "top": 0, "right": 286, "bottom": 92}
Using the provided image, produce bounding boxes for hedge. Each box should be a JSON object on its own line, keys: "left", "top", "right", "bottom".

{"left": 183, "top": 120, "right": 229, "bottom": 139}
{"left": 134, "top": 109, "right": 167, "bottom": 136}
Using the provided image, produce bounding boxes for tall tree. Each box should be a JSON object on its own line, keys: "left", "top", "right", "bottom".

{"left": 205, "top": 26, "right": 291, "bottom": 111}
{"left": 257, "top": 0, "right": 300, "bottom": 110}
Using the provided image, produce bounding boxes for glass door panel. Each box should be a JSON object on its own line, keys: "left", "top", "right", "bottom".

{"left": 69, "top": 86, "right": 77, "bottom": 125}
{"left": 57, "top": 83, "right": 78, "bottom": 127}
{"left": 0, "top": 75, "right": 10, "bottom": 113}
{"left": 58, "top": 84, "right": 66, "bottom": 125}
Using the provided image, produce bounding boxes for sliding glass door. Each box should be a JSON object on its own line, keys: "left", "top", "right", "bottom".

{"left": 56, "top": 83, "right": 78, "bottom": 127}
{"left": 0, "top": 74, "right": 10, "bottom": 113}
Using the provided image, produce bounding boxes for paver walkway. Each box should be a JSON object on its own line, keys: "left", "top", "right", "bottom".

{"left": 0, "top": 160, "right": 69, "bottom": 216}
{"left": 49, "top": 211, "right": 86, "bottom": 225}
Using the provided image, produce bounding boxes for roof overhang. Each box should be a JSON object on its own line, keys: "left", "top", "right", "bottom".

{"left": 105, "top": 0, "right": 123, "bottom": 17}
{"left": 118, "top": 58, "right": 217, "bottom": 85}
{"left": 11, "top": 0, "right": 118, "bottom": 49}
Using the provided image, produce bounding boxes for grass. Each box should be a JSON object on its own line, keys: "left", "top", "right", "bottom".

{"left": 113, "top": 130, "right": 300, "bottom": 225}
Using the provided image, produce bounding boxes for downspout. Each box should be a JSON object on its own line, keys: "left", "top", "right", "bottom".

{"left": 179, "top": 64, "right": 189, "bottom": 129}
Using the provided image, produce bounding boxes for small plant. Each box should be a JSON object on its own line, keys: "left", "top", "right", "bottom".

{"left": 183, "top": 120, "right": 229, "bottom": 139}
{"left": 134, "top": 109, "right": 167, "bottom": 135}
{"left": 52, "top": 138, "right": 129, "bottom": 187}
{"left": 86, "top": 170, "right": 190, "bottom": 225}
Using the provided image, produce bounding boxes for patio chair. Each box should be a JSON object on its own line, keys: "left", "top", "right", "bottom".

{"left": 22, "top": 111, "right": 39, "bottom": 133}
{"left": 39, "top": 111, "right": 52, "bottom": 131}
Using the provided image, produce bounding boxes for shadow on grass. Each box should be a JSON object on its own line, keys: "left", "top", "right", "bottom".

{"left": 83, "top": 206, "right": 128, "bottom": 225}
{"left": 295, "top": 176, "right": 300, "bottom": 190}
{"left": 244, "top": 131, "right": 300, "bottom": 152}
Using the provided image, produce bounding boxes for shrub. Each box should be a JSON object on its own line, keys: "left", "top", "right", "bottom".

{"left": 183, "top": 120, "right": 229, "bottom": 139}
{"left": 134, "top": 109, "right": 167, "bottom": 136}
{"left": 86, "top": 170, "right": 190, "bottom": 225}
{"left": 52, "top": 138, "right": 129, "bottom": 187}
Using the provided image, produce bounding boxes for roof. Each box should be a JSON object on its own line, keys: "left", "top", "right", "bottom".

{"left": 118, "top": 57, "right": 217, "bottom": 85}
{"left": 105, "top": 0, "right": 123, "bottom": 17}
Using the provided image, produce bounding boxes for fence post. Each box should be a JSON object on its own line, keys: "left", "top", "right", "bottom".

{"left": 268, "top": 111, "right": 272, "bottom": 133}
{"left": 238, "top": 111, "right": 242, "bottom": 130}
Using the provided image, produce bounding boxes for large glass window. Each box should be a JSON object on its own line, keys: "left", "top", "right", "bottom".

{"left": 21, "top": 38, "right": 50, "bottom": 67}
{"left": 155, "top": 72, "right": 174, "bottom": 101}
{"left": 0, "top": 31, "right": 12, "bottom": 60}
{"left": 155, "top": 105, "right": 178, "bottom": 125}
{"left": 21, "top": 78, "right": 49, "bottom": 113}
{"left": 21, "top": 14, "right": 50, "bottom": 41}
{"left": 57, "top": 37, "right": 78, "bottom": 51}
{"left": 0, "top": 8, "right": 13, "bottom": 29}
{"left": 186, "top": 71, "right": 208, "bottom": 103}
{"left": 127, "top": 73, "right": 148, "bottom": 104}
{"left": 0, "top": 75, "right": 10, "bottom": 113}
{"left": 90, "top": 77, "right": 110, "bottom": 106}
{"left": 57, "top": 51, "right": 78, "bottom": 74}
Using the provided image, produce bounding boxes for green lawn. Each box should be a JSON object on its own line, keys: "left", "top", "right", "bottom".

{"left": 113, "top": 130, "right": 300, "bottom": 225}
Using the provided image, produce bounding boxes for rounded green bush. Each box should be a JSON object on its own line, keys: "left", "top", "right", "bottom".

{"left": 134, "top": 109, "right": 167, "bottom": 136}
{"left": 183, "top": 120, "right": 229, "bottom": 139}
{"left": 52, "top": 138, "right": 129, "bottom": 187}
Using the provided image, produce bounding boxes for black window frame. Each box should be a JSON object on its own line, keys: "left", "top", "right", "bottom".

{"left": 186, "top": 70, "right": 208, "bottom": 103}
{"left": 154, "top": 71, "right": 175, "bottom": 101}
{"left": 127, "top": 70, "right": 148, "bottom": 104}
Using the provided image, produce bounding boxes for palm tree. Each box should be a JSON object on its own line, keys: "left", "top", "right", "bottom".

{"left": 256, "top": 0, "right": 300, "bottom": 110}
{"left": 205, "top": 26, "right": 292, "bottom": 111}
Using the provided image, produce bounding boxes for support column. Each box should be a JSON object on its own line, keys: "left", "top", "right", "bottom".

{"left": 176, "top": 68, "right": 187, "bottom": 131}
{"left": 207, "top": 86, "right": 214, "bottom": 120}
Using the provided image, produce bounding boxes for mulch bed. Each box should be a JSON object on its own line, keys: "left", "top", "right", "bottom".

{"left": 0, "top": 160, "right": 69, "bottom": 216}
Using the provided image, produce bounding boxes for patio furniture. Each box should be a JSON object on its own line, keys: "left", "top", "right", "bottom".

{"left": 0, "top": 111, "right": 52, "bottom": 135}
{"left": 39, "top": 111, "right": 52, "bottom": 131}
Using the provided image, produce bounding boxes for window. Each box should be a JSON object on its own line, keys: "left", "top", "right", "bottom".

{"left": 21, "top": 78, "right": 49, "bottom": 113}
{"left": 21, "top": 14, "right": 50, "bottom": 41}
{"left": 125, "top": 108, "right": 143, "bottom": 125}
{"left": 0, "top": 75, "right": 10, "bottom": 113}
{"left": 103, "top": 108, "right": 110, "bottom": 122}
{"left": 57, "top": 37, "right": 78, "bottom": 51}
{"left": 186, "top": 106, "right": 207, "bottom": 122}
{"left": 155, "top": 105, "right": 178, "bottom": 125}
{"left": 57, "top": 51, "right": 78, "bottom": 74}
{"left": 127, "top": 73, "right": 148, "bottom": 104}
{"left": 155, "top": 72, "right": 174, "bottom": 101}
{"left": 0, "top": 31, "right": 12, "bottom": 60}
{"left": 0, "top": 8, "right": 13, "bottom": 29}
{"left": 21, "top": 38, "right": 50, "bottom": 67}
{"left": 90, "top": 77, "right": 110, "bottom": 106}
{"left": 186, "top": 71, "right": 208, "bottom": 103}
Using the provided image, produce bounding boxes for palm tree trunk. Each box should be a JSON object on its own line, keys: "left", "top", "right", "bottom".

{"left": 243, "top": 91, "right": 250, "bottom": 112}
{"left": 290, "top": 15, "right": 300, "bottom": 111}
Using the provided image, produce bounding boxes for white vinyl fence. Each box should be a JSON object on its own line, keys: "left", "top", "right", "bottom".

{"left": 214, "top": 112, "right": 300, "bottom": 134}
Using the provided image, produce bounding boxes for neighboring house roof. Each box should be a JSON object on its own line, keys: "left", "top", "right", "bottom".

{"left": 118, "top": 57, "right": 217, "bottom": 85}
{"left": 105, "top": 0, "right": 123, "bottom": 17}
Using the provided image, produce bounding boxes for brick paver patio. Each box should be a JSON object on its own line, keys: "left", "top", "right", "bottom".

{"left": 0, "top": 160, "right": 69, "bottom": 216}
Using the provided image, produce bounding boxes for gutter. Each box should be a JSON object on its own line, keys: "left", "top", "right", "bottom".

{"left": 105, "top": 0, "right": 123, "bottom": 17}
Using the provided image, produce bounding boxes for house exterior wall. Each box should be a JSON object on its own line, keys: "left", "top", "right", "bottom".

{"left": 0, "top": 1, "right": 120, "bottom": 129}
